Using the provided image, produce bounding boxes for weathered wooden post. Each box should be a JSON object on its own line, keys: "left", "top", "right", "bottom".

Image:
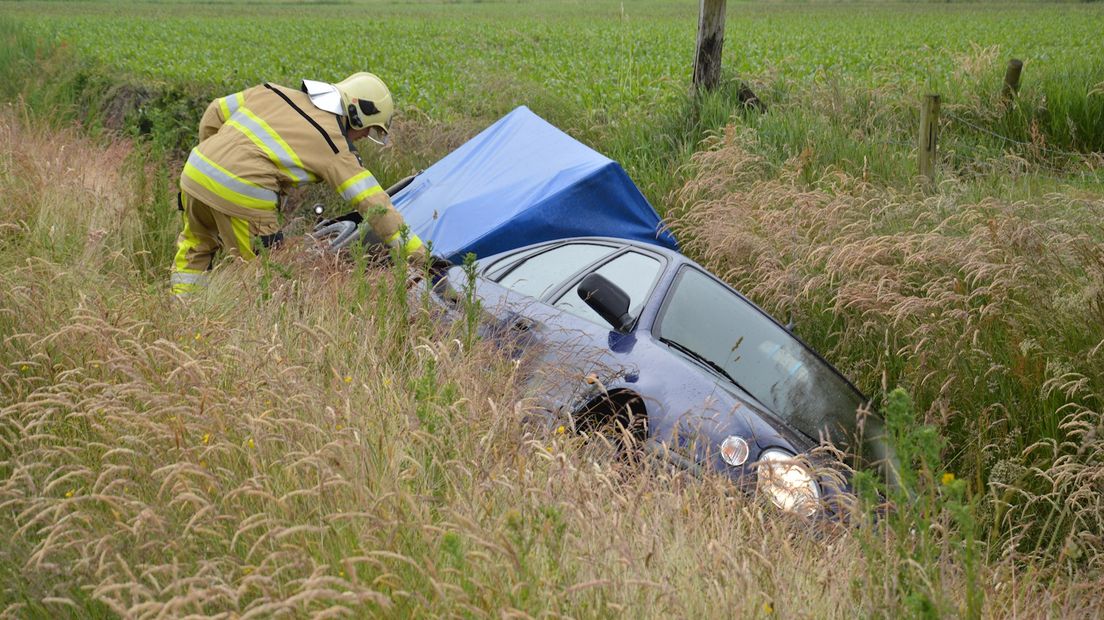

{"left": 1002, "top": 58, "right": 1023, "bottom": 100}
{"left": 918, "top": 94, "right": 940, "bottom": 186}
{"left": 693, "top": 0, "right": 726, "bottom": 92}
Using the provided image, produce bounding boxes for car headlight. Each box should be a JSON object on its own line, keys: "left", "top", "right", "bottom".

{"left": 756, "top": 449, "right": 820, "bottom": 517}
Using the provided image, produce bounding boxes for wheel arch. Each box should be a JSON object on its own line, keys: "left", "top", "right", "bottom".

{"left": 572, "top": 388, "right": 649, "bottom": 442}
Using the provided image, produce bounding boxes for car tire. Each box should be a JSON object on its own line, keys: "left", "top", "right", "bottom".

{"left": 573, "top": 391, "right": 648, "bottom": 462}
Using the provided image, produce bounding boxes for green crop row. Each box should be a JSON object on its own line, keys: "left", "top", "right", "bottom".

{"left": 6, "top": 1, "right": 1102, "bottom": 123}
{"left": 4, "top": 0, "right": 1101, "bottom": 207}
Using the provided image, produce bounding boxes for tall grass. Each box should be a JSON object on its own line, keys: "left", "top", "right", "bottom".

{"left": 3, "top": 4, "right": 1104, "bottom": 615}
{"left": 0, "top": 108, "right": 1011, "bottom": 613}
{"left": 670, "top": 116, "right": 1104, "bottom": 571}
{"left": 0, "top": 97, "right": 1102, "bottom": 618}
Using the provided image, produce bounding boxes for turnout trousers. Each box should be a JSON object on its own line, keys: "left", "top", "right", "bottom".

{"left": 170, "top": 192, "right": 257, "bottom": 295}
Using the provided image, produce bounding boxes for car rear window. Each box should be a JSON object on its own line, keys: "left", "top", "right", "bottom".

{"left": 484, "top": 245, "right": 548, "bottom": 280}
{"left": 495, "top": 243, "right": 614, "bottom": 299}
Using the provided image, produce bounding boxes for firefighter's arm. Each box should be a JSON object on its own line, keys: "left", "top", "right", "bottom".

{"left": 197, "top": 99, "right": 225, "bottom": 143}
{"left": 327, "top": 155, "right": 426, "bottom": 263}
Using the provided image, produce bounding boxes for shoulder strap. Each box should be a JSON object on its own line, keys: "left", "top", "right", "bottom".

{"left": 263, "top": 83, "right": 339, "bottom": 154}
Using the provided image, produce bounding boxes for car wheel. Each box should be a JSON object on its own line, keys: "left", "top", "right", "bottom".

{"left": 572, "top": 391, "right": 648, "bottom": 462}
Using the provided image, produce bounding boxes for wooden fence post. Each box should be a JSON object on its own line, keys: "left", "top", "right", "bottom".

{"left": 918, "top": 94, "right": 940, "bottom": 186}
{"left": 693, "top": 0, "right": 727, "bottom": 92}
{"left": 1002, "top": 58, "right": 1023, "bottom": 100}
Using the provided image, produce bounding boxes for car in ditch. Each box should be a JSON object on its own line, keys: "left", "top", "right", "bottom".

{"left": 315, "top": 106, "right": 895, "bottom": 516}
{"left": 426, "top": 236, "right": 896, "bottom": 517}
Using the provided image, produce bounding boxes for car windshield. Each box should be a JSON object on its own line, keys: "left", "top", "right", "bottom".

{"left": 656, "top": 267, "right": 868, "bottom": 449}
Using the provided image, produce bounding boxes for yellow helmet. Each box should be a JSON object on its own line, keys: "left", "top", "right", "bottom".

{"left": 335, "top": 72, "right": 394, "bottom": 144}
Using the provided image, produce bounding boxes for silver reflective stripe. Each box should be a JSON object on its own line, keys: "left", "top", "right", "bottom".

{"left": 186, "top": 150, "right": 279, "bottom": 204}
{"left": 171, "top": 272, "right": 208, "bottom": 286}
{"left": 224, "top": 93, "right": 241, "bottom": 117}
{"left": 228, "top": 111, "right": 313, "bottom": 185}
{"left": 340, "top": 173, "right": 380, "bottom": 202}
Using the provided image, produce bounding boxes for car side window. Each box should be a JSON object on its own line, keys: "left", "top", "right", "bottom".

{"left": 495, "top": 243, "right": 614, "bottom": 300}
{"left": 554, "top": 251, "right": 663, "bottom": 327}
{"left": 484, "top": 245, "right": 548, "bottom": 280}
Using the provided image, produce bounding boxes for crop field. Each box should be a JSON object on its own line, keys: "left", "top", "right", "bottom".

{"left": 4, "top": 1, "right": 1101, "bottom": 116}
{"left": 2, "top": 1, "right": 1104, "bottom": 618}
{"left": 4, "top": 0, "right": 1104, "bottom": 192}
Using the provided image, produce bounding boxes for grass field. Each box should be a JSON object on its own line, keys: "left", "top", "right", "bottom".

{"left": 4, "top": 0, "right": 1103, "bottom": 193}
{"left": 2, "top": 1, "right": 1104, "bottom": 617}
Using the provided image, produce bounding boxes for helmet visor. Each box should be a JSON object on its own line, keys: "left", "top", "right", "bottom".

{"left": 365, "top": 123, "right": 390, "bottom": 146}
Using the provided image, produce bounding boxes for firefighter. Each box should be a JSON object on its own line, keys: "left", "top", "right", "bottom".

{"left": 170, "top": 72, "right": 426, "bottom": 295}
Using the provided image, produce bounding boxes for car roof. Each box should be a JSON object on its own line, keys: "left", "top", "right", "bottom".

{"left": 480, "top": 236, "right": 687, "bottom": 265}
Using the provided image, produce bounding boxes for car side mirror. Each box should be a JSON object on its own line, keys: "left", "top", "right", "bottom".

{"left": 577, "top": 273, "right": 633, "bottom": 332}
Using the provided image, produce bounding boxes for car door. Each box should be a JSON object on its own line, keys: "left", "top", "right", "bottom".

{"left": 466, "top": 242, "right": 621, "bottom": 409}
{"left": 473, "top": 242, "right": 667, "bottom": 415}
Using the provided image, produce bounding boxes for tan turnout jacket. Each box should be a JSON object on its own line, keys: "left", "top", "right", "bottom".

{"left": 180, "top": 82, "right": 422, "bottom": 257}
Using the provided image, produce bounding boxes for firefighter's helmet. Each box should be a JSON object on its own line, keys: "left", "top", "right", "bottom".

{"left": 335, "top": 72, "right": 393, "bottom": 144}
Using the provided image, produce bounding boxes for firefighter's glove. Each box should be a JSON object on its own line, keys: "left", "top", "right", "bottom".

{"left": 429, "top": 256, "right": 453, "bottom": 279}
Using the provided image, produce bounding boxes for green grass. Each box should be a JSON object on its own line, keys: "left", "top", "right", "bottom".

{"left": 2, "top": 1, "right": 1104, "bottom": 616}
{"left": 2, "top": 1, "right": 1102, "bottom": 201}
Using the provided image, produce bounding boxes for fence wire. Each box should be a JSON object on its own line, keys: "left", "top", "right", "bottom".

{"left": 943, "top": 111, "right": 1093, "bottom": 161}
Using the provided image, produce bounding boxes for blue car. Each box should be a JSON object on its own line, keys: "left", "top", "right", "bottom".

{"left": 430, "top": 236, "right": 894, "bottom": 517}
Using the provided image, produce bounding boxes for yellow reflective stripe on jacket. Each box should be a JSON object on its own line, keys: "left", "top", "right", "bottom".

{"left": 385, "top": 230, "right": 424, "bottom": 256}
{"left": 219, "top": 91, "right": 244, "bottom": 122}
{"left": 183, "top": 149, "right": 279, "bottom": 210}
{"left": 337, "top": 170, "right": 383, "bottom": 204}
{"left": 226, "top": 105, "right": 315, "bottom": 186}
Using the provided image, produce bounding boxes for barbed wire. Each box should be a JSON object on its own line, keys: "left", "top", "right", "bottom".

{"left": 943, "top": 111, "right": 1093, "bottom": 161}
{"left": 859, "top": 136, "right": 1098, "bottom": 185}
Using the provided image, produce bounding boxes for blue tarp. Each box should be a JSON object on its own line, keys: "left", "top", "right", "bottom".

{"left": 391, "top": 106, "right": 678, "bottom": 263}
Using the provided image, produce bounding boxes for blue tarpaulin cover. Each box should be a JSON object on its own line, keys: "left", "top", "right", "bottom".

{"left": 391, "top": 106, "right": 678, "bottom": 263}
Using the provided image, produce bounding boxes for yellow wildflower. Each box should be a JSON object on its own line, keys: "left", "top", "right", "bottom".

{"left": 202, "top": 432, "right": 211, "bottom": 445}
{"left": 763, "top": 602, "right": 774, "bottom": 614}
{"left": 343, "top": 375, "right": 352, "bottom": 384}
{"left": 942, "top": 472, "right": 955, "bottom": 485}
{"left": 20, "top": 365, "right": 28, "bottom": 372}
{"left": 194, "top": 332, "right": 202, "bottom": 342}
{"left": 555, "top": 425, "right": 566, "bottom": 435}
{"left": 64, "top": 489, "right": 75, "bottom": 498}
{"left": 247, "top": 438, "right": 255, "bottom": 449}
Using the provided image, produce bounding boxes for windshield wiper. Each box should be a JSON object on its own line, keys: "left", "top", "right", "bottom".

{"left": 659, "top": 337, "right": 819, "bottom": 446}
{"left": 659, "top": 337, "right": 747, "bottom": 391}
